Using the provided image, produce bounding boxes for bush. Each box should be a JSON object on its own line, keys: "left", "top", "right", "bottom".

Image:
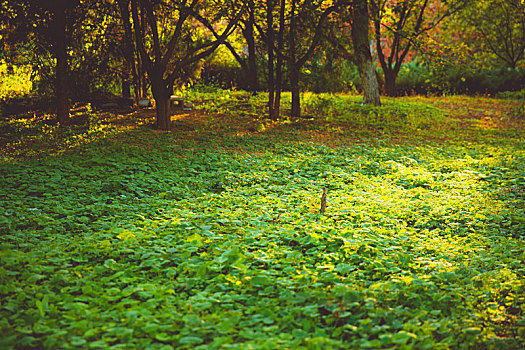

{"left": 302, "top": 93, "right": 447, "bottom": 134}
{"left": 301, "top": 58, "right": 359, "bottom": 94}
{"left": 200, "top": 61, "right": 243, "bottom": 90}
{"left": 452, "top": 67, "right": 525, "bottom": 95}
{"left": 392, "top": 61, "right": 525, "bottom": 96}
{"left": 395, "top": 60, "right": 433, "bottom": 95}
{"left": 495, "top": 89, "right": 525, "bottom": 100}
{"left": 0, "top": 62, "right": 33, "bottom": 101}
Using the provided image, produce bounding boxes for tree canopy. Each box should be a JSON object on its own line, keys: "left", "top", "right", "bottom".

{"left": 1, "top": 0, "right": 524, "bottom": 127}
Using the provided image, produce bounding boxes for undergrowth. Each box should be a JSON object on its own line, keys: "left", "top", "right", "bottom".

{"left": 0, "top": 91, "right": 524, "bottom": 349}
{"left": 0, "top": 62, "right": 33, "bottom": 101}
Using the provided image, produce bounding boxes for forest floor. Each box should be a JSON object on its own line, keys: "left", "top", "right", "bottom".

{"left": 0, "top": 92, "right": 524, "bottom": 349}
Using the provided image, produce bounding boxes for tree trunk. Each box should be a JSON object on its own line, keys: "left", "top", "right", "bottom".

{"left": 117, "top": 0, "right": 135, "bottom": 100}
{"left": 384, "top": 70, "right": 397, "bottom": 97}
{"left": 352, "top": 0, "right": 381, "bottom": 105}
{"left": 274, "top": 0, "right": 286, "bottom": 118}
{"left": 289, "top": 0, "right": 301, "bottom": 118}
{"left": 151, "top": 76, "right": 170, "bottom": 130}
{"left": 266, "top": 0, "right": 276, "bottom": 119}
{"left": 54, "top": 4, "right": 70, "bottom": 125}
{"left": 155, "top": 96, "right": 170, "bottom": 131}
{"left": 246, "top": 0, "right": 258, "bottom": 94}
{"left": 358, "top": 60, "right": 381, "bottom": 104}
{"left": 290, "top": 64, "right": 301, "bottom": 118}
{"left": 122, "top": 77, "right": 131, "bottom": 98}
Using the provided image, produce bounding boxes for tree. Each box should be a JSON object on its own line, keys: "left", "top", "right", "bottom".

{"left": 322, "top": 0, "right": 381, "bottom": 105}
{"left": 286, "top": 0, "right": 345, "bottom": 118}
{"left": 258, "top": 0, "right": 346, "bottom": 119}
{"left": 263, "top": 0, "right": 287, "bottom": 120}
{"left": 235, "top": 0, "right": 259, "bottom": 94}
{"left": 196, "top": 0, "right": 259, "bottom": 94}
{"left": 369, "top": 0, "right": 463, "bottom": 96}
{"left": 116, "top": 0, "right": 137, "bottom": 99}
{"left": 462, "top": 0, "right": 525, "bottom": 69}
{"left": 129, "top": 0, "right": 244, "bottom": 130}
{"left": 351, "top": 0, "right": 381, "bottom": 105}
{"left": 266, "top": 0, "right": 276, "bottom": 119}
{"left": 117, "top": 0, "right": 149, "bottom": 100}
{"left": 46, "top": 1, "right": 75, "bottom": 124}
{"left": 1, "top": 0, "right": 82, "bottom": 124}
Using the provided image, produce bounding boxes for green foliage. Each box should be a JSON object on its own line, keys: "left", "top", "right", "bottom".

{"left": 0, "top": 106, "right": 138, "bottom": 160}
{"left": 496, "top": 89, "right": 525, "bottom": 100}
{"left": 200, "top": 55, "right": 525, "bottom": 96}
{"left": 301, "top": 56, "right": 359, "bottom": 94}
{"left": 459, "top": 0, "right": 525, "bottom": 69}
{"left": 0, "top": 91, "right": 524, "bottom": 349}
{"left": 392, "top": 60, "right": 525, "bottom": 96}
{"left": 302, "top": 93, "right": 448, "bottom": 137}
{"left": 446, "top": 67, "right": 525, "bottom": 95}
{"left": 394, "top": 60, "right": 433, "bottom": 95}
{"left": 0, "top": 62, "right": 33, "bottom": 101}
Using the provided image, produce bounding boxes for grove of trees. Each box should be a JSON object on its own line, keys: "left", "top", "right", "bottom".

{"left": 1, "top": 0, "right": 524, "bottom": 129}
{"left": 1, "top": 2, "right": 525, "bottom": 349}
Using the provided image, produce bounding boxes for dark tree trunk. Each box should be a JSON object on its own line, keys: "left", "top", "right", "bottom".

{"left": 131, "top": 0, "right": 242, "bottom": 129}
{"left": 266, "top": 0, "right": 276, "bottom": 120}
{"left": 122, "top": 77, "right": 131, "bottom": 98}
{"left": 155, "top": 96, "right": 170, "bottom": 130}
{"left": 372, "top": 0, "right": 431, "bottom": 97}
{"left": 289, "top": 64, "right": 301, "bottom": 118}
{"left": 352, "top": 0, "right": 381, "bottom": 105}
{"left": 288, "top": 0, "right": 301, "bottom": 118}
{"left": 117, "top": 0, "right": 135, "bottom": 100}
{"left": 151, "top": 70, "right": 171, "bottom": 130}
{"left": 54, "top": 3, "right": 70, "bottom": 125}
{"left": 245, "top": 0, "right": 258, "bottom": 94}
{"left": 384, "top": 70, "right": 397, "bottom": 97}
{"left": 132, "top": 2, "right": 148, "bottom": 100}
{"left": 274, "top": 0, "right": 286, "bottom": 118}
{"left": 152, "top": 85, "right": 170, "bottom": 130}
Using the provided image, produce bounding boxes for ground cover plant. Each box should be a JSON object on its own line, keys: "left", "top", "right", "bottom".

{"left": 0, "top": 91, "right": 524, "bottom": 349}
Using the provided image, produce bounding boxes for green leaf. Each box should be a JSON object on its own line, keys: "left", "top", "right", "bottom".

{"left": 464, "top": 327, "right": 482, "bottom": 334}
{"left": 155, "top": 333, "right": 172, "bottom": 342}
{"left": 250, "top": 275, "right": 270, "bottom": 287}
{"left": 179, "top": 336, "right": 203, "bottom": 345}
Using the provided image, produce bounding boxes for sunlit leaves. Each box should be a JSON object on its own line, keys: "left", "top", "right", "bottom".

{"left": 0, "top": 93, "right": 524, "bottom": 348}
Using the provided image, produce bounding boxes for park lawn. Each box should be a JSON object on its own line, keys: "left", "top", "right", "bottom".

{"left": 0, "top": 91, "right": 524, "bottom": 349}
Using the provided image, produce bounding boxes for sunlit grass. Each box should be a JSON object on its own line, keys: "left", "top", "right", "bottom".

{"left": 0, "top": 107, "right": 156, "bottom": 162}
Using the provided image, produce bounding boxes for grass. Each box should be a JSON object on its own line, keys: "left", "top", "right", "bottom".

{"left": 0, "top": 90, "right": 524, "bottom": 349}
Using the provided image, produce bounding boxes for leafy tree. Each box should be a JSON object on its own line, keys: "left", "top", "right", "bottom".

{"left": 286, "top": 0, "right": 345, "bottom": 118}
{"left": 1, "top": 0, "right": 83, "bottom": 124}
{"left": 191, "top": 0, "right": 260, "bottom": 94}
{"left": 351, "top": 0, "right": 381, "bottom": 105}
{"left": 258, "top": 0, "right": 346, "bottom": 119}
{"left": 68, "top": 1, "right": 128, "bottom": 99}
{"left": 129, "top": 0, "right": 243, "bottom": 130}
{"left": 324, "top": 0, "right": 381, "bottom": 105}
{"left": 369, "top": 0, "right": 463, "bottom": 96}
{"left": 461, "top": 0, "right": 525, "bottom": 69}
{"left": 265, "top": 0, "right": 287, "bottom": 120}
{"left": 230, "top": 0, "right": 259, "bottom": 93}
{"left": 116, "top": 0, "right": 150, "bottom": 100}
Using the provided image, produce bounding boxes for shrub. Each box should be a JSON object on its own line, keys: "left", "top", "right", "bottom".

{"left": 392, "top": 61, "right": 525, "bottom": 96}
{"left": 395, "top": 60, "right": 433, "bottom": 95}
{"left": 0, "top": 62, "right": 33, "bottom": 101}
